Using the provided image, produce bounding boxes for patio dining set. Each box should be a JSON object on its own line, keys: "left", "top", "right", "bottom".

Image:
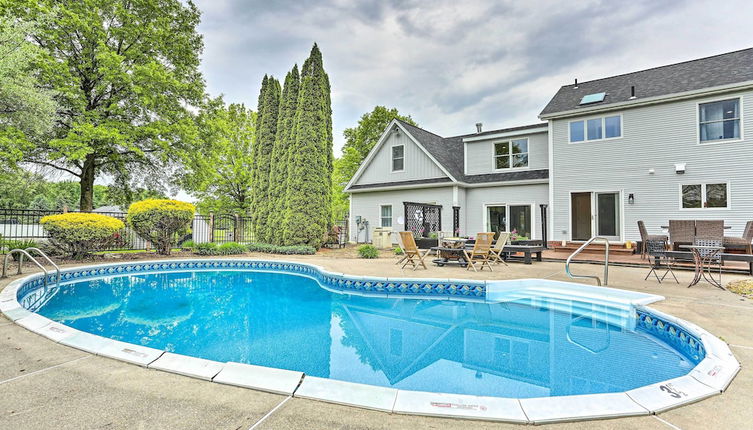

{"left": 639, "top": 220, "right": 753, "bottom": 289}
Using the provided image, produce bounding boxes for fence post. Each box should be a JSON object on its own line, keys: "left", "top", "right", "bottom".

{"left": 209, "top": 212, "right": 215, "bottom": 243}
{"left": 234, "top": 214, "right": 239, "bottom": 242}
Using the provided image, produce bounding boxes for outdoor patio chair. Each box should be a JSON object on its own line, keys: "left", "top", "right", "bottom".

{"left": 398, "top": 231, "right": 429, "bottom": 271}
{"left": 669, "top": 220, "right": 695, "bottom": 250}
{"left": 695, "top": 220, "right": 724, "bottom": 241}
{"left": 723, "top": 221, "right": 753, "bottom": 254}
{"left": 644, "top": 239, "right": 678, "bottom": 284}
{"left": 694, "top": 238, "right": 723, "bottom": 286}
{"left": 464, "top": 232, "right": 495, "bottom": 272}
{"left": 637, "top": 220, "right": 668, "bottom": 260}
{"left": 394, "top": 231, "right": 408, "bottom": 266}
{"left": 489, "top": 232, "right": 511, "bottom": 266}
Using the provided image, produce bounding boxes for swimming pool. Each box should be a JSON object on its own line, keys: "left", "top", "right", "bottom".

{"left": 0, "top": 259, "right": 740, "bottom": 423}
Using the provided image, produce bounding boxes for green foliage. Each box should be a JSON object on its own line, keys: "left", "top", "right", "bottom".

{"left": 332, "top": 107, "right": 416, "bottom": 218}
{"left": 357, "top": 244, "right": 379, "bottom": 259}
{"left": 126, "top": 199, "right": 195, "bottom": 255}
{"left": 180, "top": 239, "right": 195, "bottom": 249}
{"left": 40, "top": 213, "right": 123, "bottom": 258}
{"left": 182, "top": 98, "right": 256, "bottom": 214}
{"left": 0, "top": 16, "right": 57, "bottom": 163}
{"left": 2, "top": 239, "right": 38, "bottom": 261}
{"left": 393, "top": 246, "right": 404, "bottom": 255}
{"left": 5, "top": 0, "right": 205, "bottom": 210}
{"left": 245, "top": 242, "right": 316, "bottom": 255}
{"left": 267, "top": 65, "right": 300, "bottom": 245}
{"left": 193, "top": 242, "right": 218, "bottom": 255}
{"left": 251, "top": 75, "right": 281, "bottom": 243}
{"left": 282, "top": 44, "right": 333, "bottom": 248}
{"left": 217, "top": 241, "right": 246, "bottom": 255}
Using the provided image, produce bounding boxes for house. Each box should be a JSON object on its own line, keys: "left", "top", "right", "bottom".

{"left": 346, "top": 47, "right": 753, "bottom": 245}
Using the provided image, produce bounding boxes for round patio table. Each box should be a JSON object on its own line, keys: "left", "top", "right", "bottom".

{"left": 679, "top": 245, "right": 725, "bottom": 290}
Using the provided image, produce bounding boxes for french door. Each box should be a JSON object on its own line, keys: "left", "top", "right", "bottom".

{"left": 485, "top": 204, "right": 533, "bottom": 240}
{"left": 570, "top": 192, "right": 621, "bottom": 242}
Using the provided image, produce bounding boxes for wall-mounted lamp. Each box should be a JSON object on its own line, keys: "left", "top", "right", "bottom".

{"left": 628, "top": 193, "right": 635, "bottom": 205}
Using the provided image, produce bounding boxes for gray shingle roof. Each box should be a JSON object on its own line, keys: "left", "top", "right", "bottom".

{"left": 540, "top": 47, "right": 753, "bottom": 117}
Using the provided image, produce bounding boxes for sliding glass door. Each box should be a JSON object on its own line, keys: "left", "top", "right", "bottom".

{"left": 485, "top": 204, "right": 532, "bottom": 240}
{"left": 570, "top": 191, "right": 621, "bottom": 241}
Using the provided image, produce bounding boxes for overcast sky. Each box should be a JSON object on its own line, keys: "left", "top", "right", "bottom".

{"left": 195, "top": 0, "right": 753, "bottom": 154}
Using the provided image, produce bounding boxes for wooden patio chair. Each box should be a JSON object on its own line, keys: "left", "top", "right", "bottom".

{"left": 394, "top": 231, "right": 408, "bottom": 266}
{"left": 668, "top": 220, "right": 695, "bottom": 251}
{"left": 638, "top": 220, "right": 668, "bottom": 259}
{"left": 464, "top": 232, "right": 495, "bottom": 272}
{"left": 489, "top": 232, "right": 511, "bottom": 266}
{"left": 695, "top": 220, "right": 724, "bottom": 241}
{"left": 723, "top": 221, "right": 753, "bottom": 254}
{"left": 398, "top": 231, "right": 429, "bottom": 271}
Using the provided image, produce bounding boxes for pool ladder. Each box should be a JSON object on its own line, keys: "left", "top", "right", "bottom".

{"left": 565, "top": 236, "right": 610, "bottom": 286}
{"left": 2, "top": 248, "right": 61, "bottom": 288}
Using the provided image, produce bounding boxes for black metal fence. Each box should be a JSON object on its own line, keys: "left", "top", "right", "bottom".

{"left": 0, "top": 208, "right": 254, "bottom": 252}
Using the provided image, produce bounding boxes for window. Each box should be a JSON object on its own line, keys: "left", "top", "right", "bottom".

{"left": 380, "top": 205, "right": 392, "bottom": 227}
{"left": 391, "top": 145, "right": 404, "bottom": 171}
{"left": 699, "top": 98, "right": 740, "bottom": 142}
{"left": 569, "top": 115, "right": 621, "bottom": 142}
{"left": 681, "top": 183, "right": 728, "bottom": 209}
{"left": 494, "top": 138, "right": 528, "bottom": 169}
{"left": 486, "top": 204, "right": 532, "bottom": 239}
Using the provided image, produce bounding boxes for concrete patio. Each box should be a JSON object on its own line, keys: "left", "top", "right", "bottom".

{"left": 1, "top": 253, "right": 751, "bottom": 429}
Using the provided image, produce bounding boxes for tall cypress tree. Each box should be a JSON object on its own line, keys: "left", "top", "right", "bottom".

{"left": 268, "top": 65, "right": 300, "bottom": 245}
{"left": 251, "top": 75, "right": 281, "bottom": 242}
{"left": 282, "top": 44, "right": 333, "bottom": 247}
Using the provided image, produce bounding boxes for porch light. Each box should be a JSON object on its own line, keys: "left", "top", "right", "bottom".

{"left": 628, "top": 193, "right": 635, "bottom": 205}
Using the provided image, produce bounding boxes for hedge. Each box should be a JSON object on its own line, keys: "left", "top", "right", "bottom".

{"left": 40, "top": 213, "right": 124, "bottom": 259}
{"left": 245, "top": 242, "right": 316, "bottom": 255}
{"left": 127, "top": 199, "right": 194, "bottom": 255}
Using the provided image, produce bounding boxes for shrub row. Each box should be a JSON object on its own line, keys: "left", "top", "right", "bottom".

{"left": 192, "top": 242, "right": 316, "bottom": 256}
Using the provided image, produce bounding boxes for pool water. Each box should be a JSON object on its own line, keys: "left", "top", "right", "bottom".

{"left": 36, "top": 270, "right": 699, "bottom": 398}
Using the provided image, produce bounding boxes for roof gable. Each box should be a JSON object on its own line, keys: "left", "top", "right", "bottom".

{"left": 540, "top": 47, "right": 753, "bottom": 117}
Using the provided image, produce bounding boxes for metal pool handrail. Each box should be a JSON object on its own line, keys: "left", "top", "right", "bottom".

{"left": 1, "top": 248, "right": 60, "bottom": 288}
{"left": 565, "top": 236, "right": 610, "bottom": 286}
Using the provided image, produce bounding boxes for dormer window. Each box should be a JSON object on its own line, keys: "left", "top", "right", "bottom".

{"left": 391, "top": 145, "right": 404, "bottom": 172}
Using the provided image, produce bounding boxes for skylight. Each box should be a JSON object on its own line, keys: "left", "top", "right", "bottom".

{"left": 580, "top": 92, "right": 606, "bottom": 105}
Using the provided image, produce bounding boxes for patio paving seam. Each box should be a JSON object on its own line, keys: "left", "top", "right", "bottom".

{"left": 247, "top": 395, "right": 292, "bottom": 430}
{"left": 730, "top": 344, "right": 753, "bottom": 350}
{"left": 0, "top": 355, "right": 91, "bottom": 386}
{"left": 653, "top": 415, "right": 684, "bottom": 430}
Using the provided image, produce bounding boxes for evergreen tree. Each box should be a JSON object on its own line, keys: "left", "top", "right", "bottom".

{"left": 282, "top": 44, "right": 333, "bottom": 247}
{"left": 267, "top": 65, "right": 300, "bottom": 245}
{"left": 251, "top": 75, "right": 281, "bottom": 242}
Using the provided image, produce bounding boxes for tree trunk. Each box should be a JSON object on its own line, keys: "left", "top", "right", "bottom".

{"left": 79, "top": 154, "right": 96, "bottom": 211}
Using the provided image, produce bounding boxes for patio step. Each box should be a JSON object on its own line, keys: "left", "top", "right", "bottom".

{"left": 551, "top": 243, "right": 636, "bottom": 255}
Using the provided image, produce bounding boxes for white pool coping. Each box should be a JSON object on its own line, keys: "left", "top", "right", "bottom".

{"left": 0, "top": 259, "right": 741, "bottom": 424}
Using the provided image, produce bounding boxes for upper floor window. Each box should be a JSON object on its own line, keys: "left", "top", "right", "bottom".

{"left": 699, "top": 98, "right": 740, "bottom": 142}
{"left": 681, "top": 183, "right": 728, "bottom": 209}
{"left": 569, "top": 115, "right": 621, "bottom": 142}
{"left": 391, "top": 145, "right": 404, "bottom": 172}
{"left": 494, "top": 138, "right": 528, "bottom": 169}
{"left": 380, "top": 205, "right": 393, "bottom": 227}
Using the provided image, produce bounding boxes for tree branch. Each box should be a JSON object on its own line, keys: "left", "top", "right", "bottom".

{"left": 27, "top": 160, "right": 82, "bottom": 177}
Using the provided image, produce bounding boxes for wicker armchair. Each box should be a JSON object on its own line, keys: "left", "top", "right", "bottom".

{"left": 668, "top": 220, "right": 695, "bottom": 250}
{"left": 695, "top": 220, "right": 724, "bottom": 241}
{"left": 637, "top": 221, "right": 668, "bottom": 259}
{"left": 723, "top": 221, "right": 753, "bottom": 254}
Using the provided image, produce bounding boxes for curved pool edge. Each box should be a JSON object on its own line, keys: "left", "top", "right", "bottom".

{"left": 0, "top": 259, "right": 741, "bottom": 424}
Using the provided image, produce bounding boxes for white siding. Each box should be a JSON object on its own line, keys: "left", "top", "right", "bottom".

{"left": 349, "top": 187, "right": 455, "bottom": 243}
{"left": 353, "top": 130, "right": 447, "bottom": 186}
{"left": 550, "top": 89, "right": 753, "bottom": 242}
{"left": 464, "top": 132, "right": 548, "bottom": 175}
{"left": 464, "top": 184, "right": 550, "bottom": 239}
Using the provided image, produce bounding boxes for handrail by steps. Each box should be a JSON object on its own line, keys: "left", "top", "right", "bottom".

{"left": 565, "top": 236, "right": 610, "bottom": 286}
{"left": 2, "top": 248, "right": 60, "bottom": 288}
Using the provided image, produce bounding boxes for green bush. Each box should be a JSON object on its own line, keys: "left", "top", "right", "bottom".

{"left": 358, "top": 244, "right": 379, "bottom": 259}
{"left": 40, "top": 213, "right": 124, "bottom": 259}
{"left": 3, "top": 239, "right": 38, "bottom": 261}
{"left": 194, "top": 242, "right": 219, "bottom": 255}
{"left": 127, "top": 199, "right": 195, "bottom": 255}
{"left": 217, "top": 242, "right": 246, "bottom": 255}
{"left": 246, "top": 242, "right": 316, "bottom": 255}
{"left": 393, "top": 246, "right": 404, "bottom": 255}
{"left": 180, "top": 239, "right": 195, "bottom": 250}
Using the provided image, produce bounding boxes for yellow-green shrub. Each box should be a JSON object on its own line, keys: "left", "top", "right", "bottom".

{"left": 40, "top": 213, "right": 124, "bottom": 258}
{"left": 127, "top": 199, "right": 195, "bottom": 255}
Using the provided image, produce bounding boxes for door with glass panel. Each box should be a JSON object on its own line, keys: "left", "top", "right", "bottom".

{"left": 595, "top": 192, "right": 620, "bottom": 241}
{"left": 486, "top": 205, "right": 532, "bottom": 240}
{"left": 571, "top": 192, "right": 621, "bottom": 241}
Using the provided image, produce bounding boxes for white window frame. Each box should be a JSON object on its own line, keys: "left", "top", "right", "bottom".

{"left": 567, "top": 113, "right": 623, "bottom": 144}
{"left": 481, "top": 202, "right": 536, "bottom": 239}
{"left": 678, "top": 182, "right": 731, "bottom": 210}
{"left": 390, "top": 144, "right": 405, "bottom": 172}
{"left": 379, "top": 204, "right": 393, "bottom": 227}
{"left": 492, "top": 138, "right": 530, "bottom": 171}
{"left": 696, "top": 97, "right": 744, "bottom": 145}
